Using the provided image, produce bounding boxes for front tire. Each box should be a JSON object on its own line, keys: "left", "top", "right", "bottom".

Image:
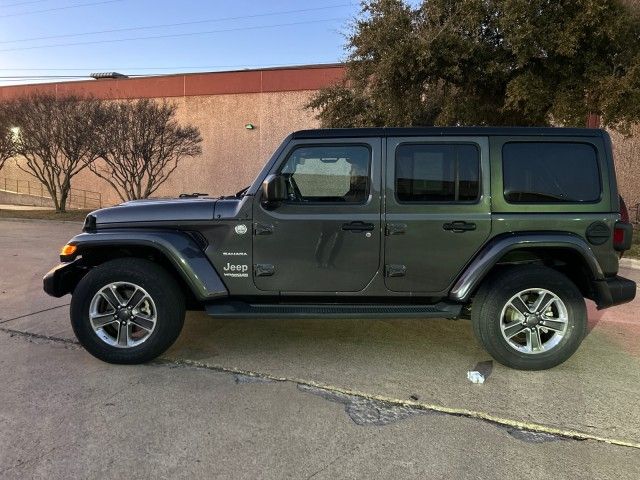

{"left": 70, "top": 258, "right": 185, "bottom": 364}
{"left": 472, "top": 265, "right": 587, "bottom": 370}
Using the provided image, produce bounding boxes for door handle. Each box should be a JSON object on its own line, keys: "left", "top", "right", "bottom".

{"left": 442, "top": 221, "right": 476, "bottom": 232}
{"left": 342, "top": 221, "right": 375, "bottom": 232}
{"left": 254, "top": 222, "right": 274, "bottom": 235}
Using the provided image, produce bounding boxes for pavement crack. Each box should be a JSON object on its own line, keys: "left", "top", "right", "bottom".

{"left": 6, "top": 339, "right": 638, "bottom": 450}
{"left": 0, "top": 327, "right": 79, "bottom": 346}
{"left": 305, "top": 435, "right": 376, "bottom": 479}
{"left": 298, "top": 384, "right": 423, "bottom": 426}
{"left": 0, "top": 303, "right": 69, "bottom": 325}
{"left": 155, "top": 357, "right": 640, "bottom": 450}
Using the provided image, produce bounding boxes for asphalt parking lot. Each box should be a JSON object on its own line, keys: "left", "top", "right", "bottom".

{"left": 1, "top": 218, "right": 639, "bottom": 479}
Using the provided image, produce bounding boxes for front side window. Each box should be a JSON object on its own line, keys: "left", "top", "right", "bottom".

{"left": 280, "top": 145, "right": 370, "bottom": 203}
{"left": 395, "top": 143, "right": 480, "bottom": 203}
{"left": 502, "top": 142, "right": 601, "bottom": 203}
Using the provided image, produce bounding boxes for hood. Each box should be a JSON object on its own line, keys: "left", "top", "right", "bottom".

{"left": 87, "top": 197, "right": 218, "bottom": 227}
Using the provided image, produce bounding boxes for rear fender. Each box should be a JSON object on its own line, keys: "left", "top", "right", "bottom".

{"left": 450, "top": 233, "right": 604, "bottom": 302}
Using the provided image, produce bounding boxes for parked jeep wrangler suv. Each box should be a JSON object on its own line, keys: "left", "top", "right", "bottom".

{"left": 44, "top": 127, "right": 636, "bottom": 370}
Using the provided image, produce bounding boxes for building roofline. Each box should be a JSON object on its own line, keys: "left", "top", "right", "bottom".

{"left": 0, "top": 63, "right": 346, "bottom": 100}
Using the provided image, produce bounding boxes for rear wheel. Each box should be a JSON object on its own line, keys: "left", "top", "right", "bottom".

{"left": 71, "top": 258, "right": 185, "bottom": 364}
{"left": 472, "top": 266, "right": 587, "bottom": 370}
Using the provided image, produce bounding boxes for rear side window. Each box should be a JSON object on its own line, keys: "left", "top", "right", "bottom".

{"left": 395, "top": 143, "right": 480, "bottom": 203}
{"left": 503, "top": 142, "right": 601, "bottom": 203}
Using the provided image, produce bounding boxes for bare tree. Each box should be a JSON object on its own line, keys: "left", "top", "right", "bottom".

{"left": 0, "top": 103, "right": 17, "bottom": 172}
{"left": 610, "top": 125, "right": 640, "bottom": 211}
{"left": 91, "top": 99, "right": 202, "bottom": 201}
{"left": 7, "top": 93, "right": 105, "bottom": 212}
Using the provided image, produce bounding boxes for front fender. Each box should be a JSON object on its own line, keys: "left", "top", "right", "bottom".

{"left": 62, "top": 230, "right": 228, "bottom": 301}
{"left": 449, "top": 233, "right": 604, "bottom": 302}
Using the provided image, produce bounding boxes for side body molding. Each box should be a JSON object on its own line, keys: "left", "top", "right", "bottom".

{"left": 67, "top": 230, "right": 228, "bottom": 301}
{"left": 449, "top": 233, "right": 604, "bottom": 302}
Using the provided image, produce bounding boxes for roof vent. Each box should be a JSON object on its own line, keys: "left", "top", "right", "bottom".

{"left": 90, "top": 72, "right": 128, "bottom": 80}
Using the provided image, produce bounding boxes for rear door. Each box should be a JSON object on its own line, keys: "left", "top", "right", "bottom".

{"left": 384, "top": 136, "right": 491, "bottom": 294}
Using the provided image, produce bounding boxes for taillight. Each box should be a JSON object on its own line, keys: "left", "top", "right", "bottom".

{"left": 614, "top": 195, "right": 633, "bottom": 255}
{"left": 614, "top": 227, "right": 625, "bottom": 245}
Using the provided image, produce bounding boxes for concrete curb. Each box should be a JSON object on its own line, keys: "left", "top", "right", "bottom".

{"left": 620, "top": 258, "right": 640, "bottom": 270}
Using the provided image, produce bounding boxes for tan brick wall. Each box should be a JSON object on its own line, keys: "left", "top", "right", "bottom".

{"left": 4, "top": 88, "right": 638, "bottom": 212}
{"left": 1, "top": 89, "right": 320, "bottom": 206}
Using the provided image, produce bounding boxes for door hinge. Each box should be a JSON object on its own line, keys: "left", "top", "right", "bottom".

{"left": 385, "top": 264, "right": 406, "bottom": 277}
{"left": 254, "top": 223, "right": 274, "bottom": 235}
{"left": 254, "top": 264, "right": 275, "bottom": 277}
{"left": 385, "top": 223, "right": 407, "bottom": 236}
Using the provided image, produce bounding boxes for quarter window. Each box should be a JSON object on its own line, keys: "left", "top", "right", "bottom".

{"left": 279, "top": 145, "right": 371, "bottom": 203}
{"left": 502, "top": 142, "right": 601, "bottom": 203}
{"left": 395, "top": 143, "right": 480, "bottom": 203}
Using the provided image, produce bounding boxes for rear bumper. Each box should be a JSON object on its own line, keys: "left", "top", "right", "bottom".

{"left": 43, "top": 260, "right": 86, "bottom": 298}
{"left": 594, "top": 275, "right": 636, "bottom": 309}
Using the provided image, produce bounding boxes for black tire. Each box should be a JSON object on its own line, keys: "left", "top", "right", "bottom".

{"left": 471, "top": 265, "right": 587, "bottom": 370}
{"left": 70, "top": 258, "right": 185, "bottom": 364}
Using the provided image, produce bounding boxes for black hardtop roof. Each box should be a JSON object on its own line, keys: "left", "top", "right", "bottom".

{"left": 292, "top": 127, "right": 604, "bottom": 139}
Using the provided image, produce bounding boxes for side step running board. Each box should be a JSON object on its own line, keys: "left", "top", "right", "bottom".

{"left": 205, "top": 301, "right": 463, "bottom": 319}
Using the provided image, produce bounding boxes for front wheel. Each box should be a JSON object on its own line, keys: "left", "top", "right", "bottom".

{"left": 70, "top": 258, "right": 186, "bottom": 364}
{"left": 472, "top": 266, "right": 587, "bottom": 370}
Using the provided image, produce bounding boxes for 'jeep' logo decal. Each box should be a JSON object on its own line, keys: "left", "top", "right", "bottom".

{"left": 223, "top": 263, "right": 249, "bottom": 278}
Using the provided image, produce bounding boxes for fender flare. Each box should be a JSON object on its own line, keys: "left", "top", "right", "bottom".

{"left": 449, "top": 233, "right": 604, "bottom": 302}
{"left": 65, "top": 230, "right": 228, "bottom": 301}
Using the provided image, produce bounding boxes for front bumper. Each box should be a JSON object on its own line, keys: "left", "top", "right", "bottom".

{"left": 594, "top": 275, "right": 636, "bottom": 309}
{"left": 43, "top": 260, "right": 86, "bottom": 298}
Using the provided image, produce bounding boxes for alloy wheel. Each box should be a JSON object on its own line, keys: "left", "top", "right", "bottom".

{"left": 88, "top": 282, "right": 157, "bottom": 348}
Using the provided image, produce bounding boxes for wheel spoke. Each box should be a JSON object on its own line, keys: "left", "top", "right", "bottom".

{"left": 116, "top": 322, "right": 129, "bottom": 347}
{"left": 100, "top": 287, "right": 123, "bottom": 309}
{"left": 130, "top": 314, "right": 154, "bottom": 331}
{"left": 532, "top": 292, "right": 555, "bottom": 314}
{"left": 540, "top": 319, "right": 567, "bottom": 333}
{"left": 126, "top": 288, "right": 146, "bottom": 309}
{"left": 503, "top": 322, "right": 526, "bottom": 339}
{"left": 90, "top": 312, "right": 117, "bottom": 328}
{"left": 526, "top": 328, "right": 543, "bottom": 352}
{"left": 509, "top": 295, "right": 531, "bottom": 316}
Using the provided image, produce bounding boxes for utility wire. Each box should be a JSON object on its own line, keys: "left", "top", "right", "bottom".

{"left": 1, "top": 0, "right": 49, "bottom": 8}
{"left": 0, "top": 61, "right": 343, "bottom": 72}
{"left": 0, "top": 3, "right": 352, "bottom": 44}
{"left": 0, "top": 0, "right": 124, "bottom": 19}
{"left": 0, "top": 17, "right": 346, "bottom": 53}
{"left": 0, "top": 75, "right": 93, "bottom": 78}
{"left": 0, "top": 66, "right": 342, "bottom": 79}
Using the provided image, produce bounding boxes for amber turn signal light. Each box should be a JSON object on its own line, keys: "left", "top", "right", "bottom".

{"left": 60, "top": 244, "right": 77, "bottom": 257}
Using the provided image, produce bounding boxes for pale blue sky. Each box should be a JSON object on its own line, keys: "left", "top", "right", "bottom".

{"left": 0, "top": 0, "right": 363, "bottom": 85}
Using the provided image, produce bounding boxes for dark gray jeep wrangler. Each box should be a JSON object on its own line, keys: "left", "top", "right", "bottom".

{"left": 44, "top": 127, "right": 636, "bottom": 370}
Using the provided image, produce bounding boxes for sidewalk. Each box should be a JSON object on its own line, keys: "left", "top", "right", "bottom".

{"left": 0, "top": 203, "right": 54, "bottom": 211}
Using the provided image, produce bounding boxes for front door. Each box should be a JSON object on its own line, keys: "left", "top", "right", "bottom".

{"left": 252, "top": 138, "right": 382, "bottom": 293}
{"left": 384, "top": 136, "right": 492, "bottom": 294}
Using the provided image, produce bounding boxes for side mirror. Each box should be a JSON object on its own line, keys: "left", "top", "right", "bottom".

{"left": 262, "top": 174, "right": 287, "bottom": 203}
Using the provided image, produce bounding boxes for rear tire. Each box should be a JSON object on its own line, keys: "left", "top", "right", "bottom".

{"left": 70, "top": 258, "right": 185, "bottom": 364}
{"left": 471, "top": 265, "right": 587, "bottom": 370}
